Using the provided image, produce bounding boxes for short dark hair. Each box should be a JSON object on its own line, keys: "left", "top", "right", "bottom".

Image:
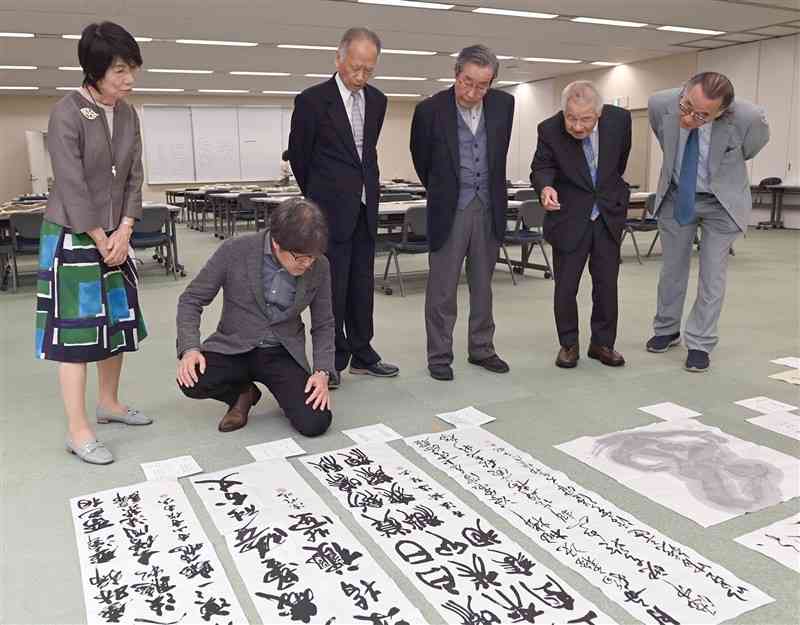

{"left": 270, "top": 197, "right": 329, "bottom": 256}
{"left": 686, "top": 71, "right": 735, "bottom": 111}
{"left": 281, "top": 149, "right": 290, "bottom": 161}
{"left": 78, "top": 21, "right": 142, "bottom": 89}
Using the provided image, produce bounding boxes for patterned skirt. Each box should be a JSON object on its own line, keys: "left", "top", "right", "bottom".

{"left": 35, "top": 220, "right": 148, "bottom": 363}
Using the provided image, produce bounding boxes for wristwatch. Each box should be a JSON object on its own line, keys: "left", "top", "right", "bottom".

{"left": 314, "top": 369, "right": 331, "bottom": 379}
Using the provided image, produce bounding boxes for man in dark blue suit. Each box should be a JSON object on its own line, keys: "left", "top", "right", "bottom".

{"left": 289, "top": 27, "right": 398, "bottom": 388}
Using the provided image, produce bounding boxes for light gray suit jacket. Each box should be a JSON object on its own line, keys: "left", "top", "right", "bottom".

{"left": 649, "top": 87, "right": 770, "bottom": 231}
{"left": 176, "top": 230, "right": 335, "bottom": 375}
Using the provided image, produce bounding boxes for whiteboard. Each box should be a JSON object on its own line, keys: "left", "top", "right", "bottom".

{"left": 281, "top": 107, "right": 293, "bottom": 150}
{"left": 191, "top": 106, "right": 241, "bottom": 182}
{"left": 142, "top": 106, "right": 195, "bottom": 183}
{"left": 238, "top": 107, "right": 283, "bottom": 180}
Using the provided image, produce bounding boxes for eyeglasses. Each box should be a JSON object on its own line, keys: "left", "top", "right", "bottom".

{"left": 678, "top": 96, "right": 713, "bottom": 124}
{"left": 456, "top": 75, "right": 491, "bottom": 94}
{"left": 289, "top": 251, "right": 317, "bottom": 265}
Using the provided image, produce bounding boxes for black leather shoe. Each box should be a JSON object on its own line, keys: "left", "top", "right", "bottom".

{"left": 467, "top": 354, "right": 509, "bottom": 373}
{"left": 685, "top": 349, "right": 710, "bottom": 372}
{"left": 349, "top": 361, "right": 400, "bottom": 377}
{"left": 428, "top": 364, "right": 454, "bottom": 381}
{"left": 328, "top": 370, "right": 341, "bottom": 389}
{"left": 588, "top": 344, "right": 626, "bottom": 367}
{"left": 646, "top": 332, "right": 681, "bottom": 353}
{"left": 556, "top": 344, "right": 579, "bottom": 368}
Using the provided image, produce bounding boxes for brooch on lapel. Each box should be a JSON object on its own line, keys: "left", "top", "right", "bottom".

{"left": 80, "top": 107, "right": 99, "bottom": 120}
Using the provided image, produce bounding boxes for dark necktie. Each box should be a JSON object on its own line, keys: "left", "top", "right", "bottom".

{"left": 676, "top": 128, "right": 699, "bottom": 225}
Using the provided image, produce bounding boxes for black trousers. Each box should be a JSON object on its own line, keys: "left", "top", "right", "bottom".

{"left": 327, "top": 205, "right": 380, "bottom": 371}
{"left": 552, "top": 218, "right": 620, "bottom": 349}
{"left": 179, "top": 346, "right": 332, "bottom": 437}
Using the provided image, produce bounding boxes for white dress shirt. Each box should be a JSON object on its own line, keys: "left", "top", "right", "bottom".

{"left": 457, "top": 100, "right": 483, "bottom": 135}
{"left": 335, "top": 73, "right": 366, "bottom": 204}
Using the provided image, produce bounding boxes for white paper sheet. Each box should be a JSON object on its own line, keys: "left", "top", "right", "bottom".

{"left": 190, "top": 460, "right": 426, "bottom": 625}
{"left": 770, "top": 357, "right": 800, "bottom": 369}
{"left": 735, "top": 396, "right": 798, "bottom": 414}
{"left": 748, "top": 411, "right": 800, "bottom": 441}
{"left": 638, "top": 401, "right": 702, "bottom": 421}
{"left": 246, "top": 437, "right": 307, "bottom": 461}
{"left": 735, "top": 512, "right": 800, "bottom": 573}
{"left": 140, "top": 455, "right": 202, "bottom": 480}
{"left": 556, "top": 418, "right": 800, "bottom": 527}
{"left": 341, "top": 423, "right": 402, "bottom": 444}
{"left": 70, "top": 480, "right": 247, "bottom": 625}
{"left": 435, "top": 406, "right": 496, "bottom": 427}
{"left": 302, "top": 443, "right": 615, "bottom": 625}
{"left": 769, "top": 369, "right": 800, "bottom": 385}
{"left": 406, "top": 427, "right": 774, "bottom": 625}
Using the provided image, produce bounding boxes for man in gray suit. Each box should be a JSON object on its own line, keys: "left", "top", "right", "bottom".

{"left": 647, "top": 72, "right": 769, "bottom": 371}
{"left": 176, "top": 198, "right": 334, "bottom": 436}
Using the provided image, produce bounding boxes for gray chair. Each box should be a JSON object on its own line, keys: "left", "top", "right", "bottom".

{"left": 8, "top": 212, "right": 44, "bottom": 292}
{"left": 501, "top": 199, "right": 552, "bottom": 285}
{"left": 381, "top": 204, "right": 428, "bottom": 297}
{"left": 131, "top": 205, "right": 177, "bottom": 279}
{"left": 231, "top": 192, "right": 268, "bottom": 236}
{"left": 621, "top": 193, "right": 659, "bottom": 264}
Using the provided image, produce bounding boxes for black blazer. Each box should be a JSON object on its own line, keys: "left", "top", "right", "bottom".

{"left": 531, "top": 105, "right": 632, "bottom": 253}
{"left": 410, "top": 87, "right": 514, "bottom": 251}
{"left": 288, "top": 75, "right": 387, "bottom": 242}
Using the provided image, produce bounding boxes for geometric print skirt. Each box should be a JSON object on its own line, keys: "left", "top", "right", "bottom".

{"left": 35, "top": 219, "right": 148, "bottom": 363}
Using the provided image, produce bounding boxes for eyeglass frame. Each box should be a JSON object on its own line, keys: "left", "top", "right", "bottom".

{"left": 678, "top": 87, "right": 726, "bottom": 124}
{"left": 455, "top": 74, "right": 492, "bottom": 95}
{"left": 288, "top": 250, "right": 317, "bottom": 265}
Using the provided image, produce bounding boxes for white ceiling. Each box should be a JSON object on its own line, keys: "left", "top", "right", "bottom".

{"left": 0, "top": 0, "right": 798, "bottom": 98}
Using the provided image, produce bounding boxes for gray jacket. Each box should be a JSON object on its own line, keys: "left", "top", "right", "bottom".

{"left": 649, "top": 87, "right": 770, "bottom": 231}
{"left": 176, "top": 230, "right": 335, "bottom": 375}
{"left": 46, "top": 91, "right": 144, "bottom": 233}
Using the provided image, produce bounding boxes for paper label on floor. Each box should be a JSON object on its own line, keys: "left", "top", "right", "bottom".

{"left": 406, "top": 427, "right": 773, "bottom": 625}
{"left": 770, "top": 356, "right": 800, "bottom": 369}
{"left": 735, "top": 396, "right": 798, "bottom": 414}
{"left": 735, "top": 512, "right": 800, "bottom": 573}
{"left": 341, "top": 423, "right": 401, "bottom": 444}
{"left": 638, "top": 401, "right": 702, "bottom": 421}
{"left": 140, "top": 454, "right": 202, "bottom": 481}
{"left": 748, "top": 411, "right": 800, "bottom": 441}
{"left": 769, "top": 369, "right": 800, "bottom": 385}
{"left": 435, "top": 405, "right": 496, "bottom": 427}
{"left": 70, "top": 480, "right": 247, "bottom": 625}
{"left": 246, "top": 437, "right": 306, "bottom": 461}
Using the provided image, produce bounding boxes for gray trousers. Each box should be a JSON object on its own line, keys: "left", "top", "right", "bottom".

{"left": 426, "top": 196, "right": 500, "bottom": 366}
{"left": 654, "top": 192, "right": 741, "bottom": 352}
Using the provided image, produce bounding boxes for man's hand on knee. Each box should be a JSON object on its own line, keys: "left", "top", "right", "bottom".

{"left": 177, "top": 350, "right": 206, "bottom": 388}
{"left": 305, "top": 371, "right": 331, "bottom": 411}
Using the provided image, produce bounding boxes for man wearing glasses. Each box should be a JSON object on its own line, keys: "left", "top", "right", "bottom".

{"left": 410, "top": 44, "right": 514, "bottom": 381}
{"left": 647, "top": 72, "right": 769, "bottom": 371}
{"left": 176, "top": 198, "right": 334, "bottom": 437}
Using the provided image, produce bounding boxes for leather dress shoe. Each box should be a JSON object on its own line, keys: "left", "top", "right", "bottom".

{"left": 328, "top": 370, "right": 341, "bottom": 389}
{"left": 66, "top": 439, "right": 114, "bottom": 465}
{"left": 588, "top": 344, "right": 626, "bottom": 367}
{"left": 467, "top": 354, "right": 509, "bottom": 373}
{"left": 349, "top": 361, "right": 400, "bottom": 377}
{"left": 556, "top": 344, "right": 579, "bottom": 368}
{"left": 218, "top": 383, "right": 261, "bottom": 433}
{"left": 428, "top": 364, "right": 454, "bottom": 381}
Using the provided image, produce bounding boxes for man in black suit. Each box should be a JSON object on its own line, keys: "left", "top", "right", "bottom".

{"left": 531, "top": 80, "right": 632, "bottom": 369}
{"left": 289, "top": 27, "right": 398, "bottom": 388}
{"left": 410, "top": 45, "right": 514, "bottom": 381}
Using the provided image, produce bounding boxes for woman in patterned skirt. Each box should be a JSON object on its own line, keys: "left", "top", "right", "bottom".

{"left": 37, "top": 21, "right": 151, "bottom": 464}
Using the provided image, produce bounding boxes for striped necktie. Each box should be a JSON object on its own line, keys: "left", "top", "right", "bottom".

{"left": 582, "top": 136, "right": 600, "bottom": 221}
{"left": 350, "top": 91, "right": 364, "bottom": 160}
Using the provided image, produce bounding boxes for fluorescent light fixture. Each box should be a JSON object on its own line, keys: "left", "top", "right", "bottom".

{"left": 383, "top": 48, "right": 437, "bottom": 55}
{"left": 148, "top": 68, "right": 213, "bottom": 74}
{"left": 496, "top": 80, "right": 519, "bottom": 85}
{"left": 63, "top": 34, "right": 151, "bottom": 41}
{"left": 304, "top": 73, "right": 331, "bottom": 78}
{"left": 58, "top": 66, "right": 82, "bottom": 71}
{"left": 572, "top": 17, "right": 648, "bottom": 28}
{"left": 278, "top": 44, "right": 337, "bottom": 51}
{"left": 385, "top": 92, "right": 421, "bottom": 97}
{"left": 591, "top": 61, "right": 622, "bottom": 66}
{"left": 198, "top": 89, "right": 250, "bottom": 93}
{"left": 357, "top": 0, "right": 453, "bottom": 9}
{"left": 133, "top": 87, "right": 185, "bottom": 92}
{"left": 437, "top": 78, "right": 456, "bottom": 82}
{"left": 230, "top": 71, "right": 291, "bottom": 76}
{"left": 61, "top": 34, "right": 81, "bottom": 39}
{"left": 176, "top": 39, "right": 258, "bottom": 47}
{"left": 0, "top": 86, "right": 39, "bottom": 90}
{"left": 375, "top": 75, "right": 427, "bottom": 81}
{"left": 450, "top": 52, "right": 515, "bottom": 60}
{"left": 522, "top": 57, "right": 582, "bottom": 63}
{"left": 0, "top": 65, "right": 37, "bottom": 70}
{"left": 473, "top": 7, "right": 557, "bottom": 19}
{"left": 56, "top": 86, "right": 80, "bottom": 90}
{"left": 262, "top": 90, "right": 300, "bottom": 95}
{"left": 657, "top": 25, "right": 725, "bottom": 35}
{"left": 0, "top": 32, "right": 34, "bottom": 38}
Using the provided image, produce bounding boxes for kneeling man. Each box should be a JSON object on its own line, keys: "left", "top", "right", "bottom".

{"left": 176, "top": 197, "right": 334, "bottom": 436}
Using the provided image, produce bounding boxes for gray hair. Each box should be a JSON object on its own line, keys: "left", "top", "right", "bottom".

{"left": 454, "top": 44, "right": 500, "bottom": 81}
{"left": 561, "top": 80, "right": 603, "bottom": 114}
{"left": 685, "top": 71, "right": 734, "bottom": 112}
{"left": 337, "top": 27, "right": 382, "bottom": 60}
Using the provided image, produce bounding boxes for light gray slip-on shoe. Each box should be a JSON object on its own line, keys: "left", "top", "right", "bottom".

{"left": 66, "top": 439, "right": 114, "bottom": 465}
{"left": 96, "top": 406, "right": 153, "bottom": 425}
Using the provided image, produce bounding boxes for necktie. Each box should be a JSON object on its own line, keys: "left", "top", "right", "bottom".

{"left": 350, "top": 91, "right": 364, "bottom": 160}
{"left": 676, "top": 128, "right": 699, "bottom": 225}
{"left": 582, "top": 136, "right": 599, "bottom": 221}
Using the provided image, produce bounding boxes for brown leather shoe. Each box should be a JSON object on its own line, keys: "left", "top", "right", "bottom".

{"left": 587, "top": 344, "right": 626, "bottom": 367}
{"left": 218, "top": 383, "right": 262, "bottom": 433}
{"left": 556, "top": 344, "right": 579, "bottom": 368}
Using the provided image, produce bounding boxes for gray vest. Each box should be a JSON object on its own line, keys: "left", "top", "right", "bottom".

{"left": 456, "top": 108, "right": 490, "bottom": 211}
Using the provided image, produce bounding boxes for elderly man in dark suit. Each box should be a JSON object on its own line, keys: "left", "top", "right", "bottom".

{"left": 532, "top": 80, "right": 632, "bottom": 369}
{"left": 410, "top": 44, "right": 515, "bottom": 381}
{"left": 288, "top": 26, "right": 398, "bottom": 389}
{"left": 176, "top": 198, "right": 334, "bottom": 437}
